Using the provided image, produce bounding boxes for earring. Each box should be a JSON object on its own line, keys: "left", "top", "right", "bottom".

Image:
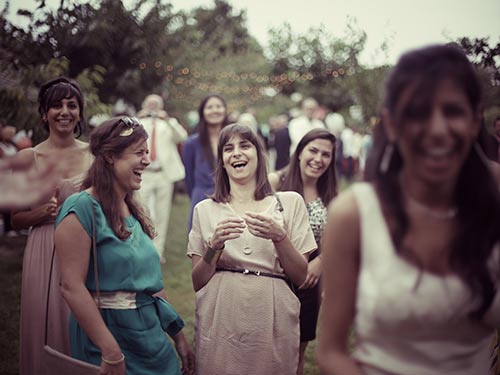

{"left": 379, "top": 143, "right": 394, "bottom": 174}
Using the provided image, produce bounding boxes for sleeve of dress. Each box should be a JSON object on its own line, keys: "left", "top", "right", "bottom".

{"left": 186, "top": 203, "right": 205, "bottom": 258}
{"left": 181, "top": 137, "right": 195, "bottom": 198}
{"left": 284, "top": 192, "right": 317, "bottom": 255}
{"left": 154, "top": 297, "right": 185, "bottom": 337}
{"left": 55, "top": 193, "right": 94, "bottom": 238}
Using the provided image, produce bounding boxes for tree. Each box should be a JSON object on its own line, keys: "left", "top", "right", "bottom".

{"left": 150, "top": 0, "right": 273, "bottom": 119}
{"left": 0, "top": 57, "right": 108, "bottom": 144}
{"left": 456, "top": 37, "right": 500, "bottom": 125}
{"left": 267, "top": 18, "right": 389, "bottom": 127}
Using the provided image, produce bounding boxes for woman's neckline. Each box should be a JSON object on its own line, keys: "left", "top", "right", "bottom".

{"left": 226, "top": 195, "right": 276, "bottom": 216}
{"left": 82, "top": 191, "right": 134, "bottom": 221}
{"left": 370, "top": 184, "right": 458, "bottom": 280}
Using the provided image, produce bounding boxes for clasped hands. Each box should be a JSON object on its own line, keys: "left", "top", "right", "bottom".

{"left": 210, "top": 212, "right": 286, "bottom": 249}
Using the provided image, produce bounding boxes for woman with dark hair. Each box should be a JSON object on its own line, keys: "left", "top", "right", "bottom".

{"left": 182, "top": 94, "right": 229, "bottom": 230}
{"left": 318, "top": 44, "right": 500, "bottom": 375}
{"left": 54, "top": 117, "right": 194, "bottom": 375}
{"left": 269, "top": 128, "right": 337, "bottom": 375}
{"left": 187, "top": 123, "right": 316, "bottom": 374}
{"left": 11, "top": 76, "right": 93, "bottom": 375}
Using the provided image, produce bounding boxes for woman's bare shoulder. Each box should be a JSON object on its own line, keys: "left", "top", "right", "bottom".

{"left": 327, "top": 187, "right": 360, "bottom": 224}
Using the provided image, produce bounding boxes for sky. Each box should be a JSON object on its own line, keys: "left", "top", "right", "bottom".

{"left": 5, "top": 0, "right": 500, "bottom": 66}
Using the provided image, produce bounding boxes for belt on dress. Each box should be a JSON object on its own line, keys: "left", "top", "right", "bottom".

{"left": 215, "top": 267, "right": 289, "bottom": 282}
{"left": 90, "top": 291, "right": 138, "bottom": 309}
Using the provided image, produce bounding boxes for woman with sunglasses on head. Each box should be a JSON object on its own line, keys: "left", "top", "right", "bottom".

{"left": 187, "top": 123, "right": 316, "bottom": 374}
{"left": 54, "top": 117, "right": 194, "bottom": 375}
{"left": 11, "top": 77, "right": 93, "bottom": 375}
{"left": 182, "top": 94, "right": 229, "bottom": 230}
{"left": 318, "top": 44, "right": 500, "bottom": 375}
{"left": 268, "top": 128, "right": 337, "bottom": 375}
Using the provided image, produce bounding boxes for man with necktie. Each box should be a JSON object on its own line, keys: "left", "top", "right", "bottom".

{"left": 137, "top": 94, "right": 187, "bottom": 263}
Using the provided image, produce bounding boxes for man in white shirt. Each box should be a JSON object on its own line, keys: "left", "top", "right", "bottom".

{"left": 288, "top": 97, "right": 325, "bottom": 156}
{"left": 137, "top": 94, "right": 187, "bottom": 263}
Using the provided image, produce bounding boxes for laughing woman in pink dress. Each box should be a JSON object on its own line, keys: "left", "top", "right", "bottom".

{"left": 11, "top": 77, "right": 92, "bottom": 375}
{"left": 187, "top": 123, "right": 317, "bottom": 374}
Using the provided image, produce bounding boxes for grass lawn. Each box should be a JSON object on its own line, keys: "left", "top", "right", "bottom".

{"left": 0, "top": 192, "right": 321, "bottom": 374}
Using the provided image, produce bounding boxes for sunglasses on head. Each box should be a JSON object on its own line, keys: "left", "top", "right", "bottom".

{"left": 117, "top": 117, "right": 141, "bottom": 136}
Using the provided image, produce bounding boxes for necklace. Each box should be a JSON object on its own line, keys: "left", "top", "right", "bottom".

{"left": 405, "top": 193, "right": 458, "bottom": 220}
{"left": 399, "top": 174, "right": 458, "bottom": 220}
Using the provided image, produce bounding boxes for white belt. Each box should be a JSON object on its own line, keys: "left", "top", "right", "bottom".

{"left": 91, "top": 291, "right": 137, "bottom": 309}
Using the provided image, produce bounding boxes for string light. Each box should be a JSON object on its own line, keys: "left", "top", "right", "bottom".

{"left": 129, "top": 58, "right": 358, "bottom": 106}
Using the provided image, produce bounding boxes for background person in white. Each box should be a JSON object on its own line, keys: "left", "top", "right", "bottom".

{"left": 288, "top": 97, "right": 325, "bottom": 156}
{"left": 137, "top": 94, "right": 187, "bottom": 263}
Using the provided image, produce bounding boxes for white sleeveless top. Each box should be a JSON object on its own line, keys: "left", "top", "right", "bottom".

{"left": 351, "top": 183, "right": 500, "bottom": 375}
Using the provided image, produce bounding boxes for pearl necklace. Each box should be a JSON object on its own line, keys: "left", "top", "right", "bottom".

{"left": 405, "top": 193, "right": 458, "bottom": 220}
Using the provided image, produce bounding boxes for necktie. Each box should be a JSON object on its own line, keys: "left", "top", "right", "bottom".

{"left": 150, "top": 118, "right": 157, "bottom": 161}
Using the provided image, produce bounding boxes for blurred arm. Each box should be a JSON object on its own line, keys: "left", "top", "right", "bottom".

{"left": 317, "top": 190, "right": 363, "bottom": 375}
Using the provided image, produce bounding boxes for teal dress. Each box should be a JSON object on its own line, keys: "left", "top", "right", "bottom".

{"left": 55, "top": 192, "right": 183, "bottom": 375}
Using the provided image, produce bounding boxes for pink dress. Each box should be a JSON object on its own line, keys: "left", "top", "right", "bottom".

{"left": 19, "top": 171, "right": 85, "bottom": 375}
{"left": 187, "top": 191, "right": 317, "bottom": 375}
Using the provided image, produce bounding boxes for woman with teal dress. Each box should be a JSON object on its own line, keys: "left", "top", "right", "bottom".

{"left": 55, "top": 116, "right": 194, "bottom": 375}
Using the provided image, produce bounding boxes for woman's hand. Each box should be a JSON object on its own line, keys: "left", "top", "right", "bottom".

{"left": 172, "top": 331, "right": 195, "bottom": 375}
{"left": 42, "top": 194, "right": 58, "bottom": 218}
{"left": 210, "top": 217, "right": 245, "bottom": 250}
{"left": 100, "top": 360, "right": 126, "bottom": 375}
{"left": 100, "top": 349, "right": 126, "bottom": 375}
{"left": 299, "top": 256, "right": 322, "bottom": 290}
{"left": 11, "top": 188, "right": 59, "bottom": 229}
{"left": 243, "top": 211, "right": 286, "bottom": 242}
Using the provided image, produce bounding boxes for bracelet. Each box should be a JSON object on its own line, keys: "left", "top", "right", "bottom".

{"left": 272, "top": 231, "right": 287, "bottom": 244}
{"left": 101, "top": 352, "right": 125, "bottom": 365}
{"left": 203, "top": 243, "right": 224, "bottom": 265}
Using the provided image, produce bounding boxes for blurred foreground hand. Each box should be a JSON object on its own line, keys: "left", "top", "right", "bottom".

{"left": 0, "top": 154, "right": 62, "bottom": 211}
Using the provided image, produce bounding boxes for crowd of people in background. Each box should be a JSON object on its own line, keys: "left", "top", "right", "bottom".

{"left": 0, "top": 43, "right": 499, "bottom": 375}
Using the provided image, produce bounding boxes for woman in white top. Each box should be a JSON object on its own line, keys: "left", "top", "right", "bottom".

{"left": 317, "top": 44, "right": 500, "bottom": 375}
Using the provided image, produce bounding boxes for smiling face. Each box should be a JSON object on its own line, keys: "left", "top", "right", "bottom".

{"left": 222, "top": 134, "right": 258, "bottom": 184}
{"left": 299, "top": 138, "right": 334, "bottom": 183}
{"left": 386, "top": 78, "right": 479, "bottom": 189}
{"left": 112, "top": 138, "right": 150, "bottom": 195}
{"left": 203, "top": 96, "right": 227, "bottom": 126}
{"left": 45, "top": 96, "right": 81, "bottom": 135}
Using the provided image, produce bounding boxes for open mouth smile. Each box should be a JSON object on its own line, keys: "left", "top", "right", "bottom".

{"left": 231, "top": 161, "right": 248, "bottom": 169}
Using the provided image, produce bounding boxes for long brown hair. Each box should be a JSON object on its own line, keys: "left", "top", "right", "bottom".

{"left": 365, "top": 44, "right": 500, "bottom": 319}
{"left": 211, "top": 123, "right": 273, "bottom": 203}
{"left": 81, "top": 116, "right": 155, "bottom": 240}
{"left": 278, "top": 128, "right": 338, "bottom": 206}
{"left": 196, "top": 94, "right": 229, "bottom": 169}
